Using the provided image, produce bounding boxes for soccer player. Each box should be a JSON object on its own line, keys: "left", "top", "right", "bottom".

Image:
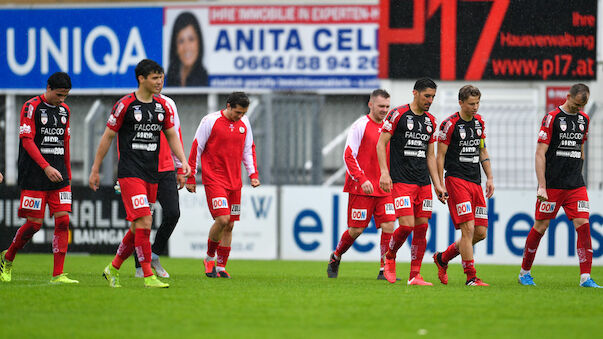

{"left": 0, "top": 72, "right": 78, "bottom": 284}
{"left": 89, "top": 59, "right": 190, "bottom": 288}
{"left": 132, "top": 92, "right": 187, "bottom": 279}
{"left": 326, "top": 89, "right": 396, "bottom": 279}
{"left": 432, "top": 85, "right": 494, "bottom": 286}
{"left": 377, "top": 78, "right": 445, "bottom": 285}
{"left": 186, "top": 92, "right": 260, "bottom": 279}
{"left": 518, "top": 84, "right": 601, "bottom": 288}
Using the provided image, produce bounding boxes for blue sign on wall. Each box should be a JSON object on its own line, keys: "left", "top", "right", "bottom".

{"left": 0, "top": 7, "right": 163, "bottom": 89}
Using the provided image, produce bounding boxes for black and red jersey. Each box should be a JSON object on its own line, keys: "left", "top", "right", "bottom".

{"left": 537, "top": 107, "right": 589, "bottom": 189}
{"left": 382, "top": 104, "right": 437, "bottom": 186}
{"left": 438, "top": 112, "right": 486, "bottom": 185}
{"left": 107, "top": 93, "right": 175, "bottom": 183}
{"left": 18, "top": 95, "right": 71, "bottom": 191}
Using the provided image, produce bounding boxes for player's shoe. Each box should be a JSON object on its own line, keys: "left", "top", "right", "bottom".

{"left": 407, "top": 274, "right": 433, "bottom": 286}
{"left": 49, "top": 273, "right": 79, "bottom": 284}
{"left": 204, "top": 258, "right": 217, "bottom": 278}
{"left": 144, "top": 275, "right": 169, "bottom": 288}
{"left": 433, "top": 252, "right": 448, "bottom": 285}
{"left": 518, "top": 273, "right": 536, "bottom": 286}
{"left": 103, "top": 263, "right": 122, "bottom": 288}
{"left": 0, "top": 250, "right": 13, "bottom": 282}
{"left": 465, "top": 277, "right": 489, "bottom": 286}
{"left": 580, "top": 278, "right": 603, "bottom": 288}
{"left": 151, "top": 257, "right": 170, "bottom": 278}
{"left": 135, "top": 267, "right": 144, "bottom": 278}
{"left": 216, "top": 269, "right": 231, "bottom": 279}
{"left": 383, "top": 258, "right": 397, "bottom": 284}
{"left": 377, "top": 270, "right": 401, "bottom": 281}
{"left": 327, "top": 253, "right": 340, "bottom": 278}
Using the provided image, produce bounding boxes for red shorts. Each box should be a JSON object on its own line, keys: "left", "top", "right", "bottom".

{"left": 118, "top": 177, "right": 158, "bottom": 222}
{"left": 347, "top": 194, "right": 396, "bottom": 228}
{"left": 535, "top": 187, "right": 589, "bottom": 220}
{"left": 18, "top": 185, "right": 72, "bottom": 219}
{"left": 445, "top": 176, "right": 487, "bottom": 229}
{"left": 204, "top": 185, "right": 241, "bottom": 221}
{"left": 392, "top": 183, "right": 433, "bottom": 219}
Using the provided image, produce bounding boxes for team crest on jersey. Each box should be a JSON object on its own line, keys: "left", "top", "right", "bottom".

{"left": 239, "top": 126, "right": 245, "bottom": 133}
{"left": 158, "top": 113, "right": 164, "bottom": 122}
{"left": 459, "top": 125, "right": 466, "bottom": 139}
{"left": 426, "top": 125, "right": 432, "bottom": 133}
{"left": 559, "top": 118, "right": 567, "bottom": 131}
{"left": 406, "top": 116, "right": 414, "bottom": 130}
{"left": 61, "top": 116, "right": 67, "bottom": 125}
{"left": 133, "top": 106, "right": 142, "bottom": 122}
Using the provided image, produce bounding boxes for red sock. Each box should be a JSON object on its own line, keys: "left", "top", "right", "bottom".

{"left": 386, "top": 225, "right": 413, "bottom": 259}
{"left": 576, "top": 223, "right": 593, "bottom": 275}
{"left": 441, "top": 242, "right": 460, "bottom": 264}
{"left": 134, "top": 229, "right": 153, "bottom": 277}
{"left": 410, "top": 223, "right": 428, "bottom": 279}
{"left": 334, "top": 230, "right": 355, "bottom": 258}
{"left": 112, "top": 229, "right": 135, "bottom": 269}
{"left": 6, "top": 220, "right": 42, "bottom": 261}
{"left": 521, "top": 227, "right": 544, "bottom": 271}
{"left": 462, "top": 260, "right": 476, "bottom": 280}
{"left": 380, "top": 232, "right": 393, "bottom": 268}
{"left": 216, "top": 246, "right": 231, "bottom": 268}
{"left": 207, "top": 239, "right": 220, "bottom": 258}
{"left": 52, "top": 215, "right": 70, "bottom": 276}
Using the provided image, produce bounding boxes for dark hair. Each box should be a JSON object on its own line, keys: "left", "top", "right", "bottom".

{"left": 458, "top": 85, "right": 481, "bottom": 101}
{"left": 569, "top": 83, "right": 589, "bottom": 100}
{"left": 227, "top": 92, "right": 250, "bottom": 108}
{"left": 166, "top": 12, "right": 208, "bottom": 87}
{"left": 413, "top": 77, "right": 437, "bottom": 92}
{"left": 47, "top": 72, "right": 71, "bottom": 90}
{"left": 371, "top": 89, "right": 390, "bottom": 100}
{"left": 135, "top": 59, "right": 164, "bottom": 84}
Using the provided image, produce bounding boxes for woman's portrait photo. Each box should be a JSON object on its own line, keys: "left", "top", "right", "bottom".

{"left": 166, "top": 12, "right": 209, "bottom": 87}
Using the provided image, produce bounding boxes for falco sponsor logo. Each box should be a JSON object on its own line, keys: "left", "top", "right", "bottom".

{"left": 21, "top": 196, "right": 42, "bottom": 210}
{"left": 538, "top": 201, "right": 556, "bottom": 213}
{"left": 384, "top": 203, "right": 395, "bottom": 215}
{"left": 41, "top": 127, "right": 65, "bottom": 135}
{"left": 422, "top": 199, "right": 433, "bottom": 211}
{"left": 212, "top": 197, "right": 229, "bottom": 209}
{"left": 577, "top": 200, "right": 589, "bottom": 212}
{"left": 59, "top": 191, "right": 72, "bottom": 204}
{"left": 475, "top": 206, "right": 488, "bottom": 219}
{"left": 456, "top": 201, "right": 472, "bottom": 216}
{"left": 394, "top": 196, "right": 411, "bottom": 209}
{"left": 131, "top": 194, "right": 149, "bottom": 209}
{"left": 231, "top": 204, "right": 241, "bottom": 215}
{"left": 351, "top": 208, "right": 367, "bottom": 220}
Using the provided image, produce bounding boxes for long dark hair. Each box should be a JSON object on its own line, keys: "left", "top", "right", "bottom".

{"left": 166, "top": 12, "right": 208, "bottom": 87}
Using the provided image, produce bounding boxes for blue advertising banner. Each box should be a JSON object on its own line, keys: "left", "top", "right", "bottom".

{"left": 0, "top": 7, "right": 163, "bottom": 89}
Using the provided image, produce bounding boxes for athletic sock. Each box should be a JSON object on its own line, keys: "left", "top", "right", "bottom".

{"left": 207, "top": 239, "right": 220, "bottom": 258}
{"left": 576, "top": 223, "right": 593, "bottom": 275}
{"left": 334, "top": 230, "right": 355, "bottom": 258}
{"left": 134, "top": 229, "right": 153, "bottom": 277}
{"left": 216, "top": 246, "right": 231, "bottom": 268}
{"left": 441, "top": 242, "right": 460, "bottom": 264}
{"left": 385, "top": 225, "right": 413, "bottom": 260}
{"left": 112, "top": 229, "right": 135, "bottom": 269}
{"left": 580, "top": 273, "right": 591, "bottom": 284}
{"left": 6, "top": 220, "right": 43, "bottom": 261}
{"left": 52, "top": 215, "right": 70, "bottom": 276}
{"left": 521, "top": 227, "right": 544, "bottom": 271}
{"left": 409, "top": 223, "right": 428, "bottom": 280}
{"left": 380, "top": 231, "right": 393, "bottom": 268}
{"left": 462, "top": 260, "right": 476, "bottom": 281}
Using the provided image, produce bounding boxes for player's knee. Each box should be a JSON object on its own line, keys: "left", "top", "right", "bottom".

{"left": 348, "top": 227, "right": 364, "bottom": 238}
{"left": 533, "top": 219, "right": 549, "bottom": 233}
{"left": 163, "top": 208, "right": 180, "bottom": 227}
{"left": 215, "top": 215, "right": 230, "bottom": 227}
{"left": 474, "top": 227, "right": 487, "bottom": 242}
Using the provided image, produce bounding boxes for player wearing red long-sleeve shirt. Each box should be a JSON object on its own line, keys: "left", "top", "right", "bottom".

{"left": 0, "top": 72, "right": 77, "bottom": 284}
{"left": 186, "top": 92, "right": 260, "bottom": 279}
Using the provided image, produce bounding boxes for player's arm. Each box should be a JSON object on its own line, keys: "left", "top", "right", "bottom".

{"left": 436, "top": 141, "right": 448, "bottom": 203}
{"left": 344, "top": 121, "right": 371, "bottom": 194}
{"left": 186, "top": 116, "right": 211, "bottom": 193}
{"left": 535, "top": 142, "right": 549, "bottom": 201}
{"left": 242, "top": 118, "right": 260, "bottom": 187}
{"left": 427, "top": 142, "right": 444, "bottom": 200}
{"left": 377, "top": 132, "right": 392, "bottom": 192}
{"left": 89, "top": 127, "right": 117, "bottom": 191}
{"left": 164, "top": 126, "right": 191, "bottom": 183}
{"left": 479, "top": 144, "right": 494, "bottom": 199}
{"left": 64, "top": 114, "right": 72, "bottom": 184}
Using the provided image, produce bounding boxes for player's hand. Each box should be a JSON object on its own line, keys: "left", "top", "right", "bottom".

{"left": 0, "top": 171, "right": 3, "bottom": 184}
{"left": 361, "top": 180, "right": 374, "bottom": 194}
{"left": 181, "top": 163, "right": 191, "bottom": 178}
{"left": 89, "top": 171, "right": 100, "bottom": 191}
{"left": 379, "top": 173, "right": 392, "bottom": 193}
{"left": 44, "top": 166, "right": 63, "bottom": 183}
{"left": 251, "top": 178, "right": 261, "bottom": 187}
{"left": 485, "top": 178, "right": 494, "bottom": 199}
{"left": 435, "top": 185, "right": 448, "bottom": 204}
{"left": 536, "top": 186, "right": 548, "bottom": 201}
{"left": 186, "top": 183, "right": 196, "bottom": 193}
{"left": 176, "top": 174, "right": 186, "bottom": 190}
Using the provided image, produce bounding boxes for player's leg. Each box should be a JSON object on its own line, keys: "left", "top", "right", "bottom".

{"left": 203, "top": 185, "right": 232, "bottom": 278}
{"left": 47, "top": 186, "right": 77, "bottom": 284}
{"left": 374, "top": 195, "right": 395, "bottom": 279}
{"left": 215, "top": 221, "right": 235, "bottom": 278}
{"left": 408, "top": 217, "right": 432, "bottom": 286}
{"left": 377, "top": 220, "right": 394, "bottom": 280}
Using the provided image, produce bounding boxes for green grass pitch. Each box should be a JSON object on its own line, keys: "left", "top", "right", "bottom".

{"left": 1, "top": 254, "right": 602, "bottom": 338}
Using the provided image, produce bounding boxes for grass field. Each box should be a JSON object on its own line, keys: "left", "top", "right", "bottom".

{"left": 1, "top": 254, "right": 602, "bottom": 338}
